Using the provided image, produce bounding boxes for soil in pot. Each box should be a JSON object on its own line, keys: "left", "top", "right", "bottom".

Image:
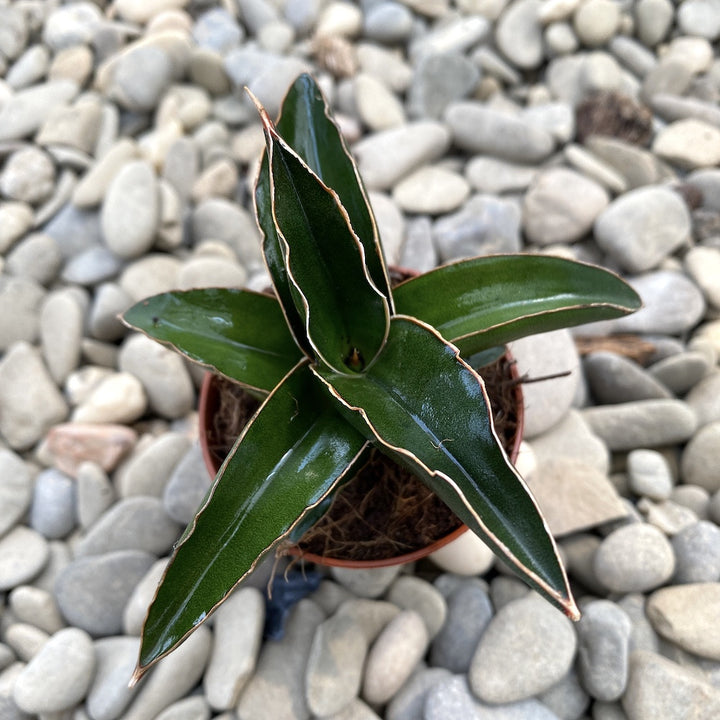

{"left": 200, "top": 353, "right": 523, "bottom": 565}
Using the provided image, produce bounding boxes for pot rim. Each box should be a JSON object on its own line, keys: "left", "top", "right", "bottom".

{"left": 197, "top": 350, "right": 525, "bottom": 569}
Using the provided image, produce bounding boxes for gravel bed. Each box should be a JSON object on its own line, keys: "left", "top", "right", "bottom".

{"left": 1, "top": 0, "right": 720, "bottom": 718}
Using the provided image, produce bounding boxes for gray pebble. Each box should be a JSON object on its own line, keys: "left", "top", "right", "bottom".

{"left": 306, "top": 612, "right": 368, "bottom": 716}
{"left": 119, "top": 334, "right": 195, "bottom": 420}
{"left": 335, "top": 599, "right": 400, "bottom": 644}
{"left": 635, "top": 0, "right": 674, "bottom": 47}
{"left": 8, "top": 585, "right": 64, "bottom": 635}
{"left": 237, "top": 599, "right": 324, "bottom": 720}
{"left": 108, "top": 45, "right": 175, "bottom": 112}
{"left": 584, "top": 135, "right": 663, "bottom": 190}
{"left": 0, "top": 146, "right": 55, "bottom": 205}
{"left": 75, "top": 496, "right": 181, "bottom": 558}
{"left": 465, "top": 156, "right": 538, "bottom": 195}
{"left": 411, "top": 16, "right": 489, "bottom": 60}
{"left": 678, "top": 0, "right": 720, "bottom": 40}
{"left": 430, "top": 579, "right": 493, "bottom": 673}
{"left": 623, "top": 650, "right": 720, "bottom": 719}
{"left": 617, "top": 593, "right": 660, "bottom": 654}
{"left": 101, "top": 160, "right": 160, "bottom": 259}
{"left": 671, "top": 484, "right": 710, "bottom": 519}
{"left": 12, "top": 627, "right": 95, "bottom": 714}
{"left": 671, "top": 521, "right": 720, "bottom": 583}
{"left": 537, "top": 669, "right": 590, "bottom": 720}
{"left": 408, "top": 53, "right": 479, "bottom": 120}
{"left": 685, "top": 370, "right": 720, "bottom": 428}
{"left": 163, "top": 443, "right": 212, "bottom": 525}
{"left": 155, "top": 696, "right": 211, "bottom": 720}
{"left": 5, "top": 232, "right": 62, "bottom": 286}
{"left": 582, "top": 399, "right": 698, "bottom": 451}
{"left": 576, "top": 600, "right": 632, "bottom": 701}
{"left": 653, "top": 118, "right": 720, "bottom": 170}
{"left": 53, "top": 550, "right": 156, "bottom": 635}
{"left": 469, "top": 594, "right": 577, "bottom": 703}
{"left": 40, "top": 288, "right": 84, "bottom": 385}
{"left": 122, "top": 625, "right": 212, "bottom": 720}
{"left": 446, "top": 102, "right": 555, "bottom": 163}
{"left": 119, "top": 254, "right": 182, "bottom": 302}
{"left": 627, "top": 449, "right": 674, "bottom": 501}
{"left": 4, "top": 623, "right": 49, "bottom": 662}
{"left": 0, "top": 200, "right": 34, "bottom": 254}
{"left": 647, "top": 351, "right": 711, "bottom": 396}
{"left": 193, "top": 7, "right": 244, "bottom": 53}
{"left": 0, "top": 275, "right": 44, "bottom": 351}
{"left": 495, "top": 0, "right": 544, "bottom": 69}
{"left": 204, "top": 587, "right": 265, "bottom": 711}
{"left": 330, "top": 565, "right": 402, "bottom": 599}
{"left": 594, "top": 523, "right": 675, "bottom": 593}
{"left": 86, "top": 636, "right": 141, "bottom": 720}
{"left": 423, "top": 675, "right": 483, "bottom": 720}
{"left": 385, "top": 667, "right": 451, "bottom": 720}
{"left": 523, "top": 167, "right": 608, "bottom": 245}
{"left": 0, "top": 449, "right": 33, "bottom": 537}
{"left": 388, "top": 576, "right": 447, "bottom": 640}
{"left": 352, "top": 121, "right": 451, "bottom": 191}
{"left": 62, "top": 245, "right": 124, "bottom": 286}
{"left": 0, "top": 341, "right": 68, "bottom": 451}
{"left": 122, "top": 558, "right": 168, "bottom": 636}
{"left": 89, "top": 282, "right": 133, "bottom": 342}
{"left": 77, "top": 461, "right": 116, "bottom": 529}
{"left": 681, "top": 421, "right": 720, "bottom": 492}
{"left": 363, "top": 2, "right": 414, "bottom": 44}
{"left": 584, "top": 352, "right": 672, "bottom": 405}
{"left": 30, "top": 469, "right": 76, "bottom": 540}
{"left": 433, "top": 194, "right": 521, "bottom": 261}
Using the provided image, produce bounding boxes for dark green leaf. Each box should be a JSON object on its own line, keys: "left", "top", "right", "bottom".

{"left": 122, "top": 289, "right": 301, "bottom": 393}
{"left": 314, "top": 316, "right": 578, "bottom": 620}
{"left": 393, "top": 255, "right": 642, "bottom": 355}
{"left": 258, "top": 102, "right": 390, "bottom": 374}
{"left": 274, "top": 74, "right": 392, "bottom": 305}
{"left": 133, "top": 362, "right": 367, "bottom": 680}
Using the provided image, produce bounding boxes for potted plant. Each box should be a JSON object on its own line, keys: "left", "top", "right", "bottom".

{"left": 123, "top": 73, "right": 641, "bottom": 681}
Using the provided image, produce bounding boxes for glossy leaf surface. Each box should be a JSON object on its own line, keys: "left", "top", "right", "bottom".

{"left": 123, "top": 288, "right": 301, "bottom": 393}
{"left": 273, "top": 74, "right": 391, "bottom": 304}
{"left": 315, "top": 316, "right": 578, "bottom": 620}
{"left": 134, "top": 362, "right": 366, "bottom": 678}
{"left": 393, "top": 255, "right": 642, "bottom": 355}
{"left": 262, "top": 110, "right": 389, "bottom": 373}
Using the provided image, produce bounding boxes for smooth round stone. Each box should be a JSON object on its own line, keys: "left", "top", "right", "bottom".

{"left": 119, "top": 334, "right": 194, "bottom": 420}
{"left": 77, "top": 461, "right": 116, "bottom": 530}
{"left": 465, "top": 157, "right": 538, "bottom": 195}
{"left": 30, "top": 469, "right": 76, "bottom": 540}
{"left": 5, "top": 232, "right": 62, "bottom": 286}
{"left": 635, "top": 0, "right": 674, "bottom": 46}
{"left": 122, "top": 625, "right": 212, "bottom": 720}
{"left": 0, "top": 200, "right": 33, "bottom": 253}
{"left": 0, "top": 341, "right": 68, "bottom": 450}
{"left": 87, "top": 636, "right": 141, "bottom": 720}
{"left": 117, "top": 432, "right": 191, "bottom": 498}
{"left": 445, "top": 102, "right": 554, "bottom": 163}
{"left": 522, "top": 167, "right": 608, "bottom": 245}
{"left": 672, "top": 521, "right": 720, "bottom": 584}
{"left": 509, "top": 329, "right": 579, "bottom": 438}
{"left": 191, "top": 157, "right": 238, "bottom": 202}
{"left": 204, "top": 587, "right": 264, "bottom": 711}
{"left": 0, "top": 448, "right": 33, "bottom": 537}
{"left": 623, "top": 650, "right": 720, "bottom": 719}
{"left": 648, "top": 351, "right": 711, "bottom": 396}
{"left": 54, "top": 550, "right": 156, "bottom": 635}
{"left": 163, "top": 443, "right": 212, "bottom": 525}
{"left": 392, "top": 165, "right": 469, "bottom": 215}
{"left": 101, "top": 160, "right": 160, "bottom": 259}
{"left": 72, "top": 371, "right": 147, "bottom": 425}
{"left": 523, "top": 101, "right": 575, "bottom": 144}
{"left": 584, "top": 352, "right": 672, "bottom": 405}
{"left": 594, "top": 523, "right": 675, "bottom": 593}
{"left": 335, "top": 599, "right": 400, "bottom": 644}
{"left": 488, "top": 576, "right": 531, "bottom": 612}
{"left": 469, "top": 594, "right": 577, "bottom": 703}
{"left": 627, "top": 449, "right": 674, "bottom": 501}
{"left": 0, "top": 146, "right": 55, "bottom": 204}
{"left": 0, "top": 275, "right": 45, "bottom": 351}
{"left": 671, "top": 485, "right": 710, "bottom": 520}
{"left": 495, "top": 0, "right": 543, "bottom": 69}
{"left": 433, "top": 194, "right": 521, "bottom": 261}
{"left": 89, "top": 282, "right": 132, "bottom": 342}
{"left": 0, "top": 5, "right": 27, "bottom": 60}
{"left": 430, "top": 580, "right": 493, "bottom": 673}
{"left": 122, "top": 558, "right": 168, "bottom": 636}
{"left": 681, "top": 422, "right": 720, "bottom": 492}
{"left": 608, "top": 34, "right": 657, "bottom": 76}
{"left": 594, "top": 186, "right": 690, "bottom": 274}
{"left": 330, "top": 565, "right": 401, "bottom": 599}
{"left": 665, "top": 36, "right": 715, "bottom": 74}
{"left": 387, "top": 576, "right": 446, "bottom": 640}
{"left": 9, "top": 585, "right": 64, "bottom": 636}
{"left": 686, "top": 371, "right": 720, "bottom": 428}
{"left": 108, "top": 44, "right": 175, "bottom": 112}
{"left": 545, "top": 21, "right": 579, "bottom": 56}
{"left": 640, "top": 498, "right": 698, "bottom": 536}
{"left": 5, "top": 622, "right": 49, "bottom": 662}
{"left": 677, "top": 0, "right": 720, "bottom": 40}
{"left": 362, "top": 610, "right": 429, "bottom": 705}
{"left": 192, "top": 7, "right": 243, "bottom": 52}
{"left": 423, "top": 675, "right": 483, "bottom": 720}
{"left": 364, "top": 2, "right": 414, "bottom": 43}
{"left": 354, "top": 72, "right": 405, "bottom": 131}
{"left": 386, "top": 667, "right": 451, "bottom": 720}
{"left": 573, "top": 0, "right": 620, "bottom": 47}
{"left": 73, "top": 138, "right": 139, "bottom": 208}
{"left": 647, "top": 583, "right": 720, "bottom": 660}
{"left": 584, "top": 136, "right": 660, "bottom": 190}
{"left": 12, "top": 628, "right": 94, "bottom": 714}
{"left": 40, "top": 288, "right": 84, "bottom": 385}
{"left": 352, "top": 121, "right": 451, "bottom": 191}
{"left": 576, "top": 600, "right": 632, "bottom": 701}
{"left": 538, "top": 669, "right": 590, "bottom": 720}
{"left": 685, "top": 246, "right": 720, "bottom": 310}
{"left": 0, "top": 526, "right": 49, "bottom": 591}
{"left": 178, "top": 255, "right": 247, "bottom": 290}
{"left": 613, "top": 271, "right": 705, "bottom": 336}
{"left": 120, "top": 254, "right": 182, "bottom": 302}
{"left": 428, "top": 529, "right": 494, "bottom": 576}
{"left": 75, "top": 496, "right": 181, "bottom": 558}
{"left": 653, "top": 119, "right": 720, "bottom": 170}
{"left": 306, "top": 612, "right": 367, "bottom": 716}
{"left": 0, "top": 80, "right": 79, "bottom": 142}
{"left": 155, "top": 696, "right": 211, "bottom": 720}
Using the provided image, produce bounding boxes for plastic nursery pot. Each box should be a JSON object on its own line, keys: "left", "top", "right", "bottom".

{"left": 197, "top": 350, "right": 525, "bottom": 570}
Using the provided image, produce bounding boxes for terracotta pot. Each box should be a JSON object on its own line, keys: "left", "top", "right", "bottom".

{"left": 197, "top": 351, "right": 524, "bottom": 569}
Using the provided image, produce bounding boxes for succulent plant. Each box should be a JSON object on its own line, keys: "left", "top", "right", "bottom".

{"left": 123, "top": 73, "right": 641, "bottom": 680}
